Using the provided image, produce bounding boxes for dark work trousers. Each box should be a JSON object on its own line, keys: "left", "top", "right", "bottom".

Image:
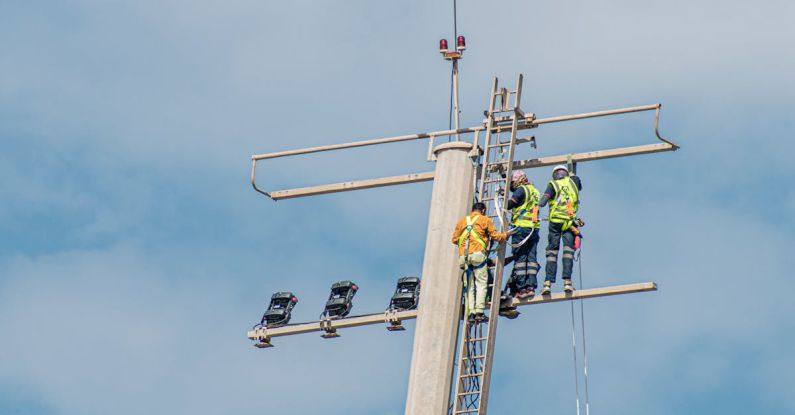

{"left": 545, "top": 222, "right": 576, "bottom": 283}
{"left": 507, "top": 227, "right": 540, "bottom": 293}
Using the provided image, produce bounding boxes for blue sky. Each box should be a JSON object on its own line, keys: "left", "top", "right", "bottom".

{"left": 1, "top": 1, "right": 794, "bottom": 414}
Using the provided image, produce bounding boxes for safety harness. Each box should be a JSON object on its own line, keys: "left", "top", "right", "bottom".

{"left": 458, "top": 214, "right": 489, "bottom": 317}
{"left": 549, "top": 177, "right": 580, "bottom": 230}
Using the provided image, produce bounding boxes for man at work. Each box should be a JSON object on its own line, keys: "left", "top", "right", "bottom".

{"left": 451, "top": 202, "right": 507, "bottom": 322}
{"left": 539, "top": 165, "right": 582, "bottom": 294}
{"left": 504, "top": 170, "right": 541, "bottom": 298}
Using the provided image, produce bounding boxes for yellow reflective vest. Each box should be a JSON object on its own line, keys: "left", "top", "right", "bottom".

{"left": 548, "top": 177, "right": 579, "bottom": 227}
{"left": 511, "top": 184, "right": 540, "bottom": 229}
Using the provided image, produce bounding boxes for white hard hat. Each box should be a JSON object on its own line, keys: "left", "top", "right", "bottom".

{"left": 552, "top": 165, "right": 569, "bottom": 174}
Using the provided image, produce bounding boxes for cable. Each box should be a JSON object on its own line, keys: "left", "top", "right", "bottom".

{"left": 577, "top": 249, "right": 591, "bottom": 415}
{"left": 453, "top": 0, "right": 457, "bottom": 39}
{"left": 447, "top": 0, "right": 458, "bottom": 141}
{"left": 570, "top": 300, "right": 582, "bottom": 415}
{"left": 448, "top": 66, "right": 454, "bottom": 138}
{"left": 447, "top": 0, "right": 458, "bottom": 143}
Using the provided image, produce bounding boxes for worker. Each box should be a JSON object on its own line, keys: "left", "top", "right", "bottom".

{"left": 504, "top": 170, "right": 541, "bottom": 298}
{"left": 539, "top": 165, "right": 582, "bottom": 294}
{"left": 451, "top": 202, "right": 507, "bottom": 322}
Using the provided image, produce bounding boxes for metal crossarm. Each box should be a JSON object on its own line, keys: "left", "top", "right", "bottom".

{"left": 246, "top": 282, "right": 657, "bottom": 346}
{"left": 250, "top": 101, "right": 676, "bottom": 201}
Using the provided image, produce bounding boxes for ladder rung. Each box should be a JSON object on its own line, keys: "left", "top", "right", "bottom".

{"left": 455, "top": 410, "right": 479, "bottom": 414}
{"left": 487, "top": 160, "right": 509, "bottom": 165}
{"left": 488, "top": 141, "right": 513, "bottom": 148}
{"left": 459, "top": 372, "right": 484, "bottom": 378}
{"left": 467, "top": 337, "right": 488, "bottom": 342}
{"left": 457, "top": 391, "right": 482, "bottom": 396}
{"left": 486, "top": 142, "right": 510, "bottom": 149}
{"left": 462, "top": 355, "right": 486, "bottom": 360}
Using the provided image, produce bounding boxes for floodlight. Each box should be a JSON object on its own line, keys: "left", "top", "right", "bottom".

{"left": 322, "top": 281, "right": 358, "bottom": 319}
{"left": 388, "top": 276, "right": 421, "bottom": 311}
{"left": 259, "top": 291, "right": 298, "bottom": 328}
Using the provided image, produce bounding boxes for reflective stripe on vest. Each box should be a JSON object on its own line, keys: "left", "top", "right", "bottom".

{"left": 511, "top": 184, "right": 541, "bottom": 229}
{"left": 548, "top": 177, "right": 579, "bottom": 224}
{"left": 458, "top": 215, "right": 488, "bottom": 251}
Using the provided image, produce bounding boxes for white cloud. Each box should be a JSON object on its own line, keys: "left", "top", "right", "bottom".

{"left": 1, "top": 0, "right": 794, "bottom": 413}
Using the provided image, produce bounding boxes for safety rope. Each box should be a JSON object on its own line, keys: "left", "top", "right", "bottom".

{"left": 493, "top": 194, "right": 545, "bottom": 248}
{"left": 568, "top": 246, "right": 592, "bottom": 415}
{"left": 507, "top": 227, "right": 535, "bottom": 248}
{"left": 569, "top": 300, "right": 582, "bottom": 415}
{"left": 577, "top": 249, "right": 591, "bottom": 415}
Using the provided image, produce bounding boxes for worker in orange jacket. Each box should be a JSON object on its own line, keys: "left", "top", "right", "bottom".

{"left": 451, "top": 202, "right": 508, "bottom": 322}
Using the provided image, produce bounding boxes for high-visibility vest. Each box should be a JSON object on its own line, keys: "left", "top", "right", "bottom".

{"left": 548, "top": 177, "right": 579, "bottom": 225}
{"left": 458, "top": 215, "right": 488, "bottom": 251}
{"left": 511, "top": 184, "right": 540, "bottom": 229}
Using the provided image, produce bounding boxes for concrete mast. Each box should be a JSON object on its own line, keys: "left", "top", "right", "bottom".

{"left": 404, "top": 142, "right": 475, "bottom": 415}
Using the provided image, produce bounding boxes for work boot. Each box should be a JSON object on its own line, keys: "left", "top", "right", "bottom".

{"left": 516, "top": 289, "right": 535, "bottom": 299}
{"left": 468, "top": 313, "right": 477, "bottom": 324}
{"left": 541, "top": 281, "right": 552, "bottom": 295}
{"left": 499, "top": 307, "right": 520, "bottom": 319}
{"left": 474, "top": 313, "right": 489, "bottom": 323}
{"left": 563, "top": 279, "right": 574, "bottom": 292}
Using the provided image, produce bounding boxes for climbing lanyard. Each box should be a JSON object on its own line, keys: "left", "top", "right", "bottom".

{"left": 494, "top": 194, "right": 538, "bottom": 248}
{"left": 507, "top": 227, "right": 536, "bottom": 248}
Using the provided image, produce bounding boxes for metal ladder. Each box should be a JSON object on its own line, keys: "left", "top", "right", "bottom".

{"left": 451, "top": 75, "right": 531, "bottom": 415}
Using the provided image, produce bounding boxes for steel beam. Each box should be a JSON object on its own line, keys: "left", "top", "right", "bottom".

{"left": 508, "top": 142, "right": 676, "bottom": 170}
{"left": 251, "top": 103, "right": 676, "bottom": 200}
{"left": 247, "top": 282, "right": 657, "bottom": 343}
{"left": 268, "top": 172, "right": 435, "bottom": 201}
{"left": 251, "top": 104, "right": 662, "bottom": 161}
{"left": 262, "top": 142, "right": 675, "bottom": 201}
{"left": 507, "top": 281, "right": 657, "bottom": 307}
{"left": 248, "top": 309, "right": 418, "bottom": 341}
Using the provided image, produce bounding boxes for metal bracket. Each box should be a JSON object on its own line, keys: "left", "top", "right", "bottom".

{"left": 253, "top": 328, "right": 274, "bottom": 348}
{"left": 566, "top": 154, "right": 577, "bottom": 175}
{"left": 385, "top": 310, "right": 406, "bottom": 331}
{"left": 527, "top": 136, "right": 537, "bottom": 149}
{"left": 319, "top": 319, "right": 340, "bottom": 339}
{"left": 653, "top": 104, "right": 679, "bottom": 150}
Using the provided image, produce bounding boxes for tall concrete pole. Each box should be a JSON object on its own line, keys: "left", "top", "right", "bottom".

{"left": 405, "top": 142, "right": 474, "bottom": 415}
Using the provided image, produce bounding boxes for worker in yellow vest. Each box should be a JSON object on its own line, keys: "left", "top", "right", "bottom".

{"left": 504, "top": 170, "right": 541, "bottom": 298}
{"left": 539, "top": 165, "right": 582, "bottom": 294}
{"left": 451, "top": 202, "right": 507, "bottom": 322}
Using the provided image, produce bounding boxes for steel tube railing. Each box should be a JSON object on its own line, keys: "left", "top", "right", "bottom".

{"left": 251, "top": 104, "right": 676, "bottom": 200}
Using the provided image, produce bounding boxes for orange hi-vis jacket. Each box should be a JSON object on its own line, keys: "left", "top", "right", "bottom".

{"left": 451, "top": 212, "right": 508, "bottom": 256}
